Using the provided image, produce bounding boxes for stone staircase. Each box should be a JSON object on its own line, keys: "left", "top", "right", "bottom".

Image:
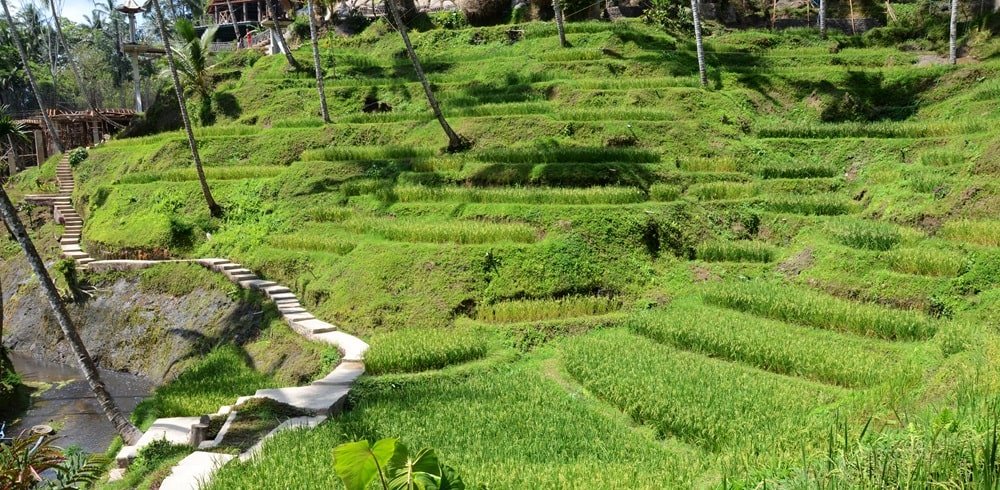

{"left": 24, "top": 152, "right": 369, "bottom": 489}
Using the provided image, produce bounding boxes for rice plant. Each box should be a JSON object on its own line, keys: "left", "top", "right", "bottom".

{"left": 679, "top": 158, "right": 739, "bottom": 172}
{"left": 757, "top": 121, "right": 982, "bottom": 139}
{"left": 702, "top": 280, "right": 936, "bottom": 340}
{"left": 563, "top": 329, "right": 843, "bottom": 450}
{"left": 833, "top": 220, "right": 903, "bottom": 251}
{"left": 939, "top": 220, "right": 1000, "bottom": 247}
{"left": 696, "top": 240, "right": 775, "bottom": 262}
{"left": 758, "top": 195, "right": 855, "bottom": 216}
{"left": 649, "top": 184, "right": 681, "bottom": 201}
{"left": 687, "top": 182, "right": 758, "bottom": 200}
{"left": 117, "top": 166, "right": 285, "bottom": 184}
{"left": 629, "top": 301, "right": 906, "bottom": 387}
{"left": 364, "top": 327, "right": 490, "bottom": 374}
{"left": 475, "top": 295, "right": 622, "bottom": 323}
{"left": 918, "top": 150, "right": 964, "bottom": 167}
{"left": 267, "top": 235, "right": 357, "bottom": 254}
{"left": 757, "top": 164, "right": 840, "bottom": 179}
{"left": 393, "top": 185, "right": 646, "bottom": 205}
{"left": 474, "top": 147, "right": 660, "bottom": 164}
{"left": 885, "top": 247, "right": 965, "bottom": 276}
{"left": 341, "top": 218, "right": 538, "bottom": 244}
{"left": 300, "top": 146, "right": 434, "bottom": 162}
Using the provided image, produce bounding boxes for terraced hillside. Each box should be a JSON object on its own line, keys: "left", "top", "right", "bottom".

{"left": 14, "top": 19, "right": 1000, "bottom": 487}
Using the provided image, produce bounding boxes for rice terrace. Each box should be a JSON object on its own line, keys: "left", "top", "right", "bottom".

{"left": 0, "top": 0, "right": 999, "bottom": 486}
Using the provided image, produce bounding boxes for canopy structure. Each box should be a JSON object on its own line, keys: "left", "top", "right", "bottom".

{"left": 11, "top": 109, "right": 136, "bottom": 170}
{"left": 115, "top": 0, "right": 146, "bottom": 14}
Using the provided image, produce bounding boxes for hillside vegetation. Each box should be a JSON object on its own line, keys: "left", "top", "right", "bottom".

{"left": 16, "top": 18, "right": 1000, "bottom": 487}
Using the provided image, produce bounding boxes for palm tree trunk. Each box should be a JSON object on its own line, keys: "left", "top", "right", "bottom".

{"left": 553, "top": 0, "right": 567, "bottom": 47}
{"left": 690, "top": 0, "right": 707, "bottom": 87}
{"left": 225, "top": 0, "right": 243, "bottom": 48}
{"left": 2, "top": 0, "right": 63, "bottom": 153}
{"left": 386, "top": 0, "right": 465, "bottom": 151}
{"left": 948, "top": 0, "right": 959, "bottom": 64}
{"left": 266, "top": 0, "right": 302, "bottom": 70}
{"left": 819, "top": 0, "right": 827, "bottom": 38}
{"left": 0, "top": 186, "right": 143, "bottom": 445}
{"left": 151, "top": 0, "right": 222, "bottom": 218}
{"left": 307, "top": 0, "right": 330, "bottom": 122}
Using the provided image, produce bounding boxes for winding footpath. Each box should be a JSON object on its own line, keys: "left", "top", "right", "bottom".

{"left": 26, "top": 154, "right": 369, "bottom": 489}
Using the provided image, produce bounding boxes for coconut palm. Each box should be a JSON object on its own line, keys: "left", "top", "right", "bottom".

{"left": 266, "top": 0, "right": 301, "bottom": 70}
{"left": 172, "top": 19, "right": 219, "bottom": 100}
{"left": 386, "top": 0, "right": 466, "bottom": 151}
{"left": 819, "top": 0, "right": 827, "bottom": 38}
{"left": 94, "top": 0, "right": 123, "bottom": 54}
{"left": 948, "top": 0, "right": 958, "bottom": 64}
{"left": 1, "top": 0, "right": 63, "bottom": 153}
{"left": 306, "top": 0, "right": 329, "bottom": 122}
{"left": 0, "top": 151, "right": 142, "bottom": 447}
{"left": 553, "top": 0, "right": 567, "bottom": 47}
{"left": 151, "top": 0, "right": 222, "bottom": 217}
{"left": 690, "top": 0, "right": 707, "bottom": 87}
{"left": 0, "top": 105, "right": 24, "bottom": 345}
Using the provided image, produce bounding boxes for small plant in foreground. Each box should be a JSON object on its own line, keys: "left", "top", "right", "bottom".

{"left": 696, "top": 240, "right": 775, "bottom": 263}
{"left": 67, "top": 148, "right": 88, "bottom": 166}
{"left": 833, "top": 220, "right": 902, "bottom": 251}
{"left": 333, "top": 439, "right": 465, "bottom": 490}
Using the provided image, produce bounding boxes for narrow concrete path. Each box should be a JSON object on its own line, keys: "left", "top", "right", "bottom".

{"left": 29, "top": 153, "right": 369, "bottom": 489}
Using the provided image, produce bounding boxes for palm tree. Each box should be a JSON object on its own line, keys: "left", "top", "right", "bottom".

{"left": 0, "top": 105, "right": 25, "bottom": 346}
{"left": 151, "top": 0, "right": 222, "bottom": 218}
{"left": 386, "top": 0, "right": 466, "bottom": 151}
{"left": 948, "top": 0, "right": 958, "bottom": 64}
{"left": 819, "top": 0, "right": 827, "bottom": 39}
{"left": 225, "top": 0, "right": 243, "bottom": 48}
{"left": 553, "top": 0, "right": 567, "bottom": 47}
{"left": 173, "top": 19, "right": 219, "bottom": 100}
{"left": 306, "top": 0, "right": 329, "bottom": 122}
{"left": 265, "top": 0, "right": 301, "bottom": 70}
{"left": 0, "top": 140, "right": 142, "bottom": 446}
{"left": 1, "top": 0, "right": 63, "bottom": 153}
{"left": 94, "top": 0, "right": 123, "bottom": 54}
{"left": 690, "top": 0, "right": 707, "bottom": 87}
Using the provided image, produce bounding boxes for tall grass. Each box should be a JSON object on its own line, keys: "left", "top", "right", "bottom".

{"left": 696, "top": 241, "right": 775, "bottom": 263}
{"left": 475, "top": 295, "right": 622, "bottom": 323}
{"left": 757, "top": 163, "right": 840, "bottom": 179}
{"left": 939, "top": 220, "right": 1000, "bottom": 247}
{"left": 918, "top": 150, "right": 964, "bottom": 167}
{"left": 341, "top": 218, "right": 538, "bottom": 244}
{"left": 629, "top": 301, "right": 906, "bottom": 387}
{"left": 702, "top": 281, "right": 936, "bottom": 340}
{"left": 649, "top": 184, "right": 681, "bottom": 201}
{"left": 266, "top": 235, "right": 357, "bottom": 254}
{"left": 474, "top": 147, "right": 659, "bottom": 164}
{"left": 300, "top": 146, "right": 435, "bottom": 162}
{"left": 759, "top": 195, "right": 855, "bottom": 216}
{"left": 364, "top": 327, "right": 490, "bottom": 374}
{"left": 758, "top": 121, "right": 983, "bottom": 139}
{"left": 687, "top": 182, "right": 758, "bottom": 200}
{"left": 394, "top": 185, "right": 646, "bottom": 205}
{"left": 563, "top": 329, "right": 843, "bottom": 450}
{"left": 679, "top": 158, "right": 739, "bottom": 172}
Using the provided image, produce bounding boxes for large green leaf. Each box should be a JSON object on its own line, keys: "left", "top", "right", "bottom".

{"left": 387, "top": 445, "right": 443, "bottom": 490}
{"left": 333, "top": 438, "right": 399, "bottom": 490}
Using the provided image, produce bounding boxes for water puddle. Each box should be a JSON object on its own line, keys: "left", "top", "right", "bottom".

{"left": 6, "top": 351, "right": 152, "bottom": 453}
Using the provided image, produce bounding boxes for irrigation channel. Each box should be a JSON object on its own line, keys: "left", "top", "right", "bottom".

{"left": 7, "top": 351, "right": 152, "bottom": 452}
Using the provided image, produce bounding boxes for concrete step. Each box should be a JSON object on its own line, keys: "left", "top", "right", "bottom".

{"left": 269, "top": 292, "right": 298, "bottom": 302}
{"left": 158, "top": 451, "right": 235, "bottom": 490}
{"left": 291, "top": 318, "right": 337, "bottom": 335}
{"left": 283, "top": 312, "right": 315, "bottom": 323}
{"left": 64, "top": 251, "right": 90, "bottom": 260}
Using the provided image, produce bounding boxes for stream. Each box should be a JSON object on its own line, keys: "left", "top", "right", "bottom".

{"left": 7, "top": 351, "right": 152, "bottom": 453}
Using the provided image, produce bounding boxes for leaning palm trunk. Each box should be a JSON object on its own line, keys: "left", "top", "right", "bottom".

{"left": 0, "top": 187, "right": 143, "bottom": 445}
{"left": 553, "top": 0, "right": 567, "bottom": 47}
{"left": 818, "top": 0, "right": 827, "bottom": 38}
{"left": 151, "top": 0, "right": 222, "bottom": 218}
{"left": 48, "top": 0, "right": 123, "bottom": 130}
{"left": 948, "top": 0, "right": 959, "bottom": 64}
{"left": 690, "top": 0, "right": 707, "bottom": 87}
{"left": 307, "top": 0, "right": 330, "bottom": 122}
{"left": 386, "top": 0, "right": 465, "bottom": 151}
{"left": 266, "top": 0, "right": 302, "bottom": 70}
{"left": 1, "top": 0, "right": 63, "bottom": 153}
{"left": 226, "top": 0, "right": 243, "bottom": 48}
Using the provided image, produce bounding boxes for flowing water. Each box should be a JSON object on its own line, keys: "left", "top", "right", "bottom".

{"left": 7, "top": 351, "right": 152, "bottom": 453}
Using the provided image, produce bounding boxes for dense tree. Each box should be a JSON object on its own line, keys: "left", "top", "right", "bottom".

{"left": 690, "top": 0, "right": 707, "bottom": 87}
{"left": 1, "top": 0, "right": 63, "bottom": 153}
{"left": 306, "top": 0, "right": 330, "bottom": 122}
{"left": 151, "top": 0, "right": 222, "bottom": 217}
{"left": 386, "top": 0, "right": 466, "bottom": 151}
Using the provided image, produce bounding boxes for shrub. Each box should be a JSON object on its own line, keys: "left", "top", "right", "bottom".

{"left": 68, "top": 148, "right": 88, "bottom": 166}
